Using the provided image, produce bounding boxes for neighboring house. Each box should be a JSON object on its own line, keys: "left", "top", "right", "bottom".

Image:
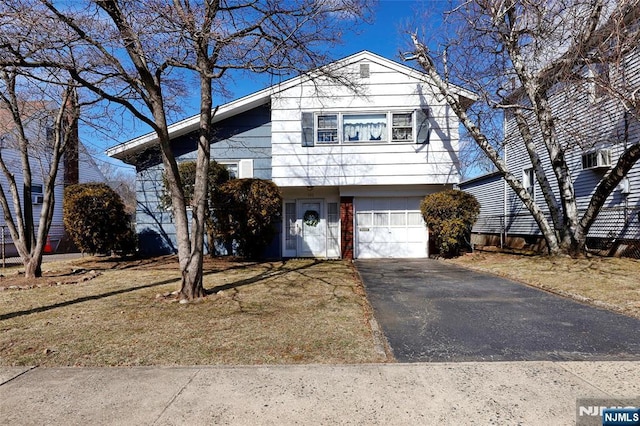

{"left": 461, "top": 50, "right": 640, "bottom": 256}
{"left": 0, "top": 105, "right": 106, "bottom": 255}
{"left": 107, "top": 51, "right": 476, "bottom": 259}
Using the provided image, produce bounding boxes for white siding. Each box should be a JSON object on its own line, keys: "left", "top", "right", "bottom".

{"left": 271, "top": 56, "right": 462, "bottom": 188}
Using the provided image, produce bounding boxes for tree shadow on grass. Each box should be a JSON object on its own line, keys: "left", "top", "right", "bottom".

{"left": 206, "top": 259, "right": 322, "bottom": 294}
{"left": 0, "top": 259, "right": 324, "bottom": 321}
{"left": 0, "top": 276, "right": 182, "bottom": 321}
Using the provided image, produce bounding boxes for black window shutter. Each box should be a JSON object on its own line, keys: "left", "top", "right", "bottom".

{"left": 301, "top": 112, "right": 314, "bottom": 147}
{"left": 416, "top": 108, "right": 430, "bottom": 144}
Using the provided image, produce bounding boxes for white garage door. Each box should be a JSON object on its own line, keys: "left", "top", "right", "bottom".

{"left": 355, "top": 197, "right": 428, "bottom": 258}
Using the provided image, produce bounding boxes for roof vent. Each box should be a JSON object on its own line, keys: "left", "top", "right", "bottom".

{"left": 359, "top": 63, "right": 370, "bottom": 78}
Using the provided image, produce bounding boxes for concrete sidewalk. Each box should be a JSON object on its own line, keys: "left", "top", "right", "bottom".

{"left": 2, "top": 361, "right": 639, "bottom": 425}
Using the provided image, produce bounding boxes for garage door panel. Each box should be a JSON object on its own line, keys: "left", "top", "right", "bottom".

{"left": 407, "top": 229, "right": 426, "bottom": 243}
{"left": 355, "top": 197, "right": 427, "bottom": 258}
{"left": 408, "top": 212, "right": 423, "bottom": 226}
{"left": 388, "top": 228, "right": 408, "bottom": 241}
{"left": 356, "top": 212, "right": 372, "bottom": 227}
{"left": 358, "top": 242, "right": 425, "bottom": 259}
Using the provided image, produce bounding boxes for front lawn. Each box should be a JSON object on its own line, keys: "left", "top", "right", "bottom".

{"left": 0, "top": 256, "right": 387, "bottom": 366}
{"left": 447, "top": 252, "right": 640, "bottom": 319}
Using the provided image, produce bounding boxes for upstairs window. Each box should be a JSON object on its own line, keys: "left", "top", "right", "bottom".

{"left": 392, "top": 113, "right": 413, "bottom": 142}
{"left": 222, "top": 162, "right": 238, "bottom": 179}
{"left": 31, "top": 184, "right": 44, "bottom": 204}
{"left": 219, "top": 160, "right": 253, "bottom": 179}
{"left": 581, "top": 148, "right": 612, "bottom": 170}
{"left": 359, "top": 63, "right": 370, "bottom": 78}
{"left": 302, "top": 110, "right": 428, "bottom": 147}
{"left": 343, "top": 113, "right": 387, "bottom": 142}
{"left": 317, "top": 114, "right": 338, "bottom": 144}
{"left": 588, "top": 63, "right": 610, "bottom": 102}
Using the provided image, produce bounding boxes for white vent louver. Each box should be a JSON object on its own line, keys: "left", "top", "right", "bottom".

{"left": 359, "top": 63, "right": 370, "bottom": 79}
{"left": 582, "top": 148, "right": 612, "bottom": 170}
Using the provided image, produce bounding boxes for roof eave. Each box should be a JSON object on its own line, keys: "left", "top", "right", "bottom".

{"left": 107, "top": 50, "right": 478, "bottom": 161}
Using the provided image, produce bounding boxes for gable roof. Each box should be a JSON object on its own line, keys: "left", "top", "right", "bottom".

{"left": 1, "top": 101, "right": 53, "bottom": 136}
{"left": 107, "top": 50, "right": 477, "bottom": 161}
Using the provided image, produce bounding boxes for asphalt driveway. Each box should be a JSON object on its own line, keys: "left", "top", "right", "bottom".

{"left": 356, "top": 259, "right": 640, "bottom": 362}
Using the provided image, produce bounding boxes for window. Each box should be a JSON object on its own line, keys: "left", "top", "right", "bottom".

{"left": 392, "top": 113, "right": 413, "bottom": 142}
{"left": 218, "top": 160, "right": 253, "bottom": 179}
{"left": 46, "top": 126, "right": 55, "bottom": 143}
{"left": 588, "top": 63, "right": 610, "bottom": 102}
{"left": 317, "top": 114, "right": 338, "bottom": 144}
{"left": 305, "top": 111, "right": 421, "bottom": 146}
{"left": 222, "top": 162, "right": 238, "bottom": 179}
{"left": 359, "top": 63, "right": 370, "bottom": 79}
{"left": 285, "top": 202, "right": 296, "bottom": 250}
{"left": 31, "top": 184, "right": 44, "bottom": 204}
{"left": 523, "top": 168, "right": 535, "bottom": 199}
{"left": 343, "top": 113, "right": 387, "bottom": 142}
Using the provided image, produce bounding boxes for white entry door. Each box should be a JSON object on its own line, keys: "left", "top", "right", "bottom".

{"left": 298, "top": 200, "right": 325, "bottom": 257}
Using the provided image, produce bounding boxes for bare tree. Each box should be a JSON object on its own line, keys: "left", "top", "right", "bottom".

{"left": 0, "top": 69, "right": 79, "bottom": 277}
{"left": 409, "top": 0, "right": 640, "bottom": 256}
{"left": 98, "top": 161, "right": 136, "bottom": 214}
{"left": 1, "top": 0, "right": 371, "bottom": 298}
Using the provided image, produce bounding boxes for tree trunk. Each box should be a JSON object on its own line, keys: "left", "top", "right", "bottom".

{"left": 180, "top": 255, "right": 206, "bottom": 299}
{"left": 24, "top": 256, "right": 42, "bottom": 278}
{"left": 178, "top": 48, "right": 213, "bottom": 300}
{"left": 410, "top": 35, "right": 563, "bottom": 255}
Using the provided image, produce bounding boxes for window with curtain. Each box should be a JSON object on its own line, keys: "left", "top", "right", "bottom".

{"left": 343, "top": 113, "right": 387, "bottom": 142}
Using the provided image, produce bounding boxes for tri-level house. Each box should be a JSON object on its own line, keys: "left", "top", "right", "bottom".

{"left": 107, "top": 51, "right": 476, "bottom": 259}
{"left": 461, "top": 49, "right": 640, "bottom": 256}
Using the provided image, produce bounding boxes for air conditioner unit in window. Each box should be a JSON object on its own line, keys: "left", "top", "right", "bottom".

{"left": 582, "top": 148, "right": 612, "bottom": 170}
{"left": 32, "top": 194, "right": 44, "bottom": 204}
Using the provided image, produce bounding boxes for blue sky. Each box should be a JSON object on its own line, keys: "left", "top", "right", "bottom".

{"left": 224, "top": 0, "right": 448, "bottom": 101}
{"left": 95, "top": 0, "right": 451, "bottom": 173}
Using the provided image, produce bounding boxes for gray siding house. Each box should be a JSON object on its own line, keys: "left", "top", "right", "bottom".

{"left": 461, "top": 49, "right": 640, "bottom": 256}
{"left": 128, "top": 104, "right": 272, "bottom": 256}
{"left": 0, "top": 105, "right": 106, "bottom": 256}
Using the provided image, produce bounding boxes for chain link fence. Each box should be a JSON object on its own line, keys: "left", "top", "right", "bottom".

{"left": 584, "top": 206, "right": 640, "bottom": 258}
{"left": 1, "top": 225, "right": 66, "bottom": 269}
{"left": 471, "top": 206, "right": 640, "bottom": 258}
{"left": 1, "top": 225, "right": 21, "bottom": 268}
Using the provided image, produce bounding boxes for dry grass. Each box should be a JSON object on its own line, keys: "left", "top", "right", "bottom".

{"left": 446, "top": 252, "right": 640, "bottom": 319}
{"left": 0, "top": 256, "right": 386, "bottom": 367}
